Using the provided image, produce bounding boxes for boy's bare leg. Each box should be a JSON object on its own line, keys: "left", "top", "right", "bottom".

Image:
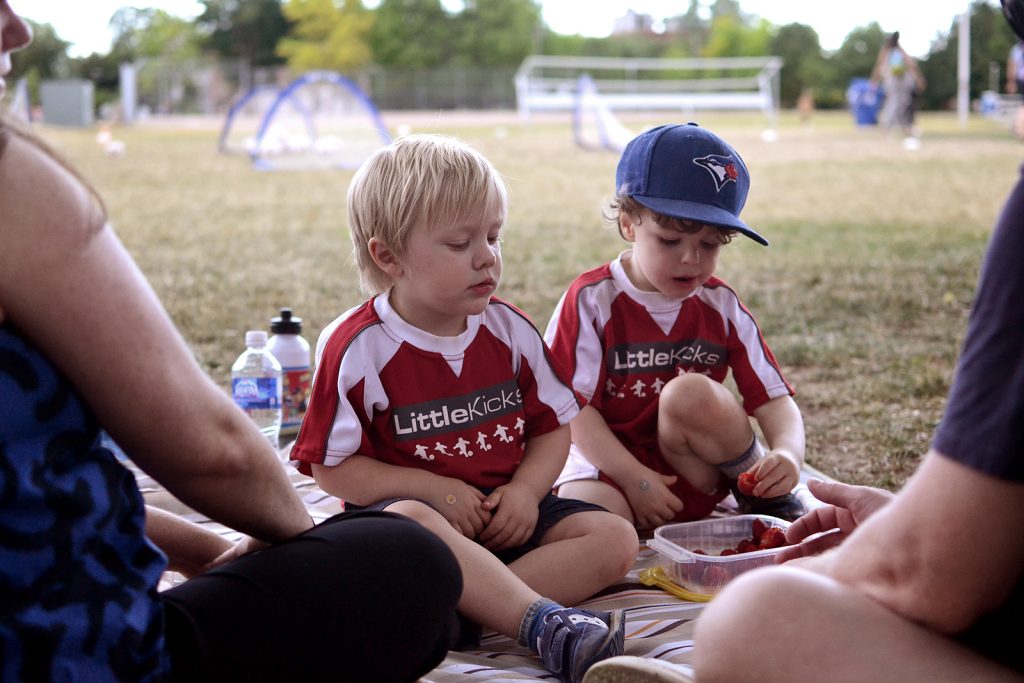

{"left": 508, "top": 511, "right": 638, "bottom": 605}
{"left": 386, "top": 503, "right": 630, "bottom": 683}
{"left": 657, "top": 373, "right": 754, "bottom": 493}
{"left": 385, "top": 499, "right": 539, "bottom": 638}
{"left": 558, "top": 480, "right": 635, "bottom": 523}
{"left": 694, "top": 566, "right": 1020, "bottom": 682}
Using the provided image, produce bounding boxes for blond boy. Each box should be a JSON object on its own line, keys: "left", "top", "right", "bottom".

{"left": 291, "top": 134, "right": 638, "bottom": 683}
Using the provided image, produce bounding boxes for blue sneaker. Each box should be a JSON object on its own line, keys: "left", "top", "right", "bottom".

{"left": 536, "top": 608, "right": 625, "bottom": 683}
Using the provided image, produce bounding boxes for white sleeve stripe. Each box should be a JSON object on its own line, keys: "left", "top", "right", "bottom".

{"left": 570, "top": 278, "right": 617, "bottom": 400}
{"left": 700, "top": 285, "right": 788, "bottom": 393}
{"left": 326, "top": 323, "right": 402, "bottom": 461}
{"left": 543, "top": 290, "right": 569, "bottom": 345}
{"left": 490, "top": 301, "right": 581, "bottom": 423}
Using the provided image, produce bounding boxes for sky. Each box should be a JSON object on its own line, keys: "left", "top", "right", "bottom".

{"left": 22, "top": 0, "right": 983, "bottom": 60}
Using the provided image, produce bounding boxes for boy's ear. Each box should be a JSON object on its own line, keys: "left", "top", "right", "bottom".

{"left": 619, "top": 211, "right": 638, "bottom": 242}
{"left": 368, "top": 237, "right": 404, "bottom": 278}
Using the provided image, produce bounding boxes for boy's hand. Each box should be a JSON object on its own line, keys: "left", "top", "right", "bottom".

{"left": 479, "top": 482, "right": 540, "bottom": 551}
{"left": 747, "top": 449, "right": 800, "bottom": 498}
{"left": 624, "top": 467, "right": 684, "bottom": 530}
{"left": 433, "top": 478, "right": 491, "bottom": 539}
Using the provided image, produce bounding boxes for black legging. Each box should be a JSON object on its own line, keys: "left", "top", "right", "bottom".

{"left": 161, "top": 510, "right": 462, "bottom": 682}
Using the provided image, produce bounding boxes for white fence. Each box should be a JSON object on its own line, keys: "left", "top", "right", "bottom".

{"left": 979, "top": 90, "right": 1020, "bottom": 124}
{"left": 515, "top": 55, "right": 782, "bottom": 126}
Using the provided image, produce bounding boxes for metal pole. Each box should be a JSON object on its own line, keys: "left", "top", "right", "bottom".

{"left": 958, "top": 10, "right": 971, "bottom": 129}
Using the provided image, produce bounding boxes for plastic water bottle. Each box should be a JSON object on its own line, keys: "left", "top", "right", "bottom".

{"left": 231, "top": 330, "right": 283, "bottom": 450}
{"left": 267, "top": 308, "right": 311, "bottom": 439}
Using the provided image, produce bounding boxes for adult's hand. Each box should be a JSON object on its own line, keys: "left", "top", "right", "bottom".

{"left": 776, "top": 478, "right": 895, "bottom": 563}
{"left": 203, "top": 535, "right": 271, "bottom": 573}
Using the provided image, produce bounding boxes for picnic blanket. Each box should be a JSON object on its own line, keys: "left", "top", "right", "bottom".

{"left": 135, "top": 457, "right": 825, "bottom": 683}
{"left": 422, "top": 547, "right": 705, "bottom": 682}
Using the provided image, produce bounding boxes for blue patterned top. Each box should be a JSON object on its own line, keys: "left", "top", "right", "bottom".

{"left": 0, "top": 323, "right": 169, "bottom": 681}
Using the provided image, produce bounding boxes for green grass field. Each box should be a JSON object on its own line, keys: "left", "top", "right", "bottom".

{"left": 37, "top": 109, "right": 1023, "bottom": 490}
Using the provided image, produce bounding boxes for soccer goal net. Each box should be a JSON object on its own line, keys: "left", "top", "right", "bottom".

{"left": 516, "top": 55, "right": 782, "bottom": 128}
{"left": 226, "top": 71, "right": 391, "bottom": 171}
{"left": 573, "top": 74, "right": 634, "bottom": 153}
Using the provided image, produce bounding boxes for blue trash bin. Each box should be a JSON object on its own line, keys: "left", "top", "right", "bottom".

{"left": 847, "top": 78, "right": 884, "bottom": 126}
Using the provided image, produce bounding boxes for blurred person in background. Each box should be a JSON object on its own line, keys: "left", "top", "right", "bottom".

{"left": 871, "top": 31, "right": 926, "bottom": 147}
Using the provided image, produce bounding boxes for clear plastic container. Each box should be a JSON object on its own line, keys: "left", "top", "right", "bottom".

{"left": 647, "top": 515, "right": 791, "bottom": 597}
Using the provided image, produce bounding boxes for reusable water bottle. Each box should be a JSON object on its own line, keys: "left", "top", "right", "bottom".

{"left": 267, "top": 308, "right": 311, "bottom": 438}
{"left": 231, "top": 330, "right": 283, "bottom": 449}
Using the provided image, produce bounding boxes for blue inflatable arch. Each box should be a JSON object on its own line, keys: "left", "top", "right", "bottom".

{"left": 251, "top": 71, "right": 391, "bottom": 171}
{"left": 218, "top": 84, "right": 283, "bottom": 154}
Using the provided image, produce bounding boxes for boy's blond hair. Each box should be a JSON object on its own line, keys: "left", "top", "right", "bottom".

{"left": 347, "top": 134, "right": 509, "bottom": 295}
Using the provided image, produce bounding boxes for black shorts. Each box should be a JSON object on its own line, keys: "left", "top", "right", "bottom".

{"left": 347, "top": 490, "right": 608, "bottom": 564}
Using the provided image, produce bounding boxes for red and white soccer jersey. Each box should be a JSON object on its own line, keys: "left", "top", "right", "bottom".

{"left": 544, "top": 251, "right": 794, "bottom": 473}
{"left": 291, "top": 294, "right": 582, "bottom": 489}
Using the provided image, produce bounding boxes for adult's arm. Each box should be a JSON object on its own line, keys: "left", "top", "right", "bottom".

{"left": 145, "top": 505, "right": 234, "bottom": 577}
{"left": 803, "top": 451, "right": 1024, "bottom": 633}
{"left": 0, "top": 133, "right": 313, "bottom": 543}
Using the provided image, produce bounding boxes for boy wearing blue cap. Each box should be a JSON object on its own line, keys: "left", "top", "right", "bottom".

{"left": 545, "top": 123, "right": 806, "bottom": 529}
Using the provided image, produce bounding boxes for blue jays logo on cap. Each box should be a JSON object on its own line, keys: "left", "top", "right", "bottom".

{"left": 693, "top": 154, "right": 740, "bottom": 192}
{"left": 615, "top": 123, "right": 768, "bottom": 246}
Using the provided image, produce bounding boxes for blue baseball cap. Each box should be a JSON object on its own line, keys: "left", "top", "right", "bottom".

{"left": 615, "top": 123, "right": 768, "bottom": 246}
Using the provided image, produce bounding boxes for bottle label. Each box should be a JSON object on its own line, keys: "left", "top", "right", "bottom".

{"left": 281, "top": 366, "right": 311, "bottom": 430}
{"left": 232, "top": 376, "right": 281, "bottom": 410}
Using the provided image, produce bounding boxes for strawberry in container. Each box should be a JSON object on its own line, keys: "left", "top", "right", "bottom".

{"left": 646, "top": 515, "right": 793, "bottom": 598}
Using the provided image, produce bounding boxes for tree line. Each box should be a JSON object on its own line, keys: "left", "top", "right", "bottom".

{"left": 8, "top": 0, "right": 1016, "bottom": 113}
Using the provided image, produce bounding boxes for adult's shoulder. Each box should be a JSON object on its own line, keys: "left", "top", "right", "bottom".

{"left": 0, "top": 130, "right": 103, "bottom": 239}
{"left": 0, "top": 131, "right": 106, "bottom": 323}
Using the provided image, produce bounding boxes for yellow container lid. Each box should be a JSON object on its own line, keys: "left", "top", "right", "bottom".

{"left": 639, "top": 566, "right": 714, "bottom": 603}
